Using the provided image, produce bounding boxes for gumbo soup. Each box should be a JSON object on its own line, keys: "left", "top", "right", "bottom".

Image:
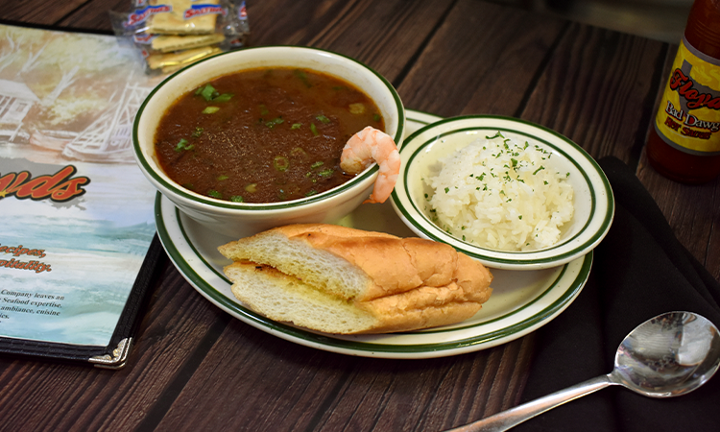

{"left": 154, "top": 67, "right": 385, "bottom": 203}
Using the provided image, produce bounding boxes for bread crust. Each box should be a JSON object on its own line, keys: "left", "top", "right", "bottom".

{"left": 219, "top": 224, "right": 493, "bottom": 334}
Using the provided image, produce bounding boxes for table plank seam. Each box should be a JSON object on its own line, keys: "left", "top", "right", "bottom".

{"left": 53, "top": 0, "right": 94, "bottom": 28}
{"left": 390, "top": 0, "right": 459, "bottom": 91}
{"left": 630, "top": 43, "right": 671, "bottom": 173}
{"left": 302, "top": 361, "right": 361, "bottom": 432}
{"left": 0, "top": 18, "right": 114, "bottom": 35}
{"left": 514, "top": 21, "right": 571, "bottom": 120}
{"left": 133, "top": 313, "right": 232, "bottom": 431}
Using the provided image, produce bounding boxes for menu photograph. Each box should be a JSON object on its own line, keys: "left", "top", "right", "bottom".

{"left": 0, "top": 24, "right": 162, "bottom": 352}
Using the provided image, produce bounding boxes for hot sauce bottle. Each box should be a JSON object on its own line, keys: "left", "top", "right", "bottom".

{"left": 646, "top": 0, "right": 720, "bottom": 183}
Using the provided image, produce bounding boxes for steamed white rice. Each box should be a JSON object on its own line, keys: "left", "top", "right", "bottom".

{"left": 425, "top": 131, "right": 574, "bottom": 251}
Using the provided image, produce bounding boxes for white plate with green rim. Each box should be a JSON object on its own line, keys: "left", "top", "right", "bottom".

{"left": 154, "top": 110, "right": 592, "bottom": 358}
{"left": 391, "top": 115, "right": 614, "bottom": 271}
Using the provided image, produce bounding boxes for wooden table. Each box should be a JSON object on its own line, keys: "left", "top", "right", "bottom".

{"left": 1, "top": 1, "right": 718, "bottom": 431}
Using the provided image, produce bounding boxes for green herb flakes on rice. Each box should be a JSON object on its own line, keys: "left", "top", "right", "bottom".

{"left": 425, "top": 131, "right": 574, "bottom": 251}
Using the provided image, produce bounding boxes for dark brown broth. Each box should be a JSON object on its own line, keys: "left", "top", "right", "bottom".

{"left": 154, "top": 67, "right": 385, "bottom": 203}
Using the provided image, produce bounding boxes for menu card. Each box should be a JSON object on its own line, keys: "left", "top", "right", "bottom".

{"left": 0, "top": 24, "right": 164, "bottom": 368}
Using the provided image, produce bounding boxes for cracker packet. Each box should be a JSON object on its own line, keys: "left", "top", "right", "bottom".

{"left": 110, "top": 0, "right": 250, "bottom": 75}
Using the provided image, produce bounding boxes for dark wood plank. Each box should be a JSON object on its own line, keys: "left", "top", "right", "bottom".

{"left": 1, "top": 0, "right": 88, "bottom": 26}
{"left": 56, "top": 0, "right": 127, "bottom": 32}
{"left": 637, "top": 154, "right": 720, "bottom": 281}
{"left": 247, "top": 0, "right": 456, "bottom": 84}
{"left": 398, "top": 0, "right": 567, "bottom": 118}
{"left": 154, "top": 321, "right": 358, "bottom": 431}
{"left": 154, "top": 324, "right": 534, "bottom": 431}
{"left": 247, "top": 0, "right": 362, "bottom": 47}
{"left": 312, "top": 342, "right": 531, "bottom": 431}
{"left": 302, "top": 0, "right": 456, "bottom": 82}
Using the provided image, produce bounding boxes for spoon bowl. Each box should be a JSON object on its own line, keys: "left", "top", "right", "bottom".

{"left": 614, "top": 311, "right": 720, "bottom": 398}
{"left": 447, "top": 311, "right": 720, "bottom": 431}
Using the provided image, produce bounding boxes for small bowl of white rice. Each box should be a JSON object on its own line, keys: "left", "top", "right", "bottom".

{"left": 390, "top": 115, "right": 614, "bottom": 270}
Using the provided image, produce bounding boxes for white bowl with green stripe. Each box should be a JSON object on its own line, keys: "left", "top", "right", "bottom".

{"left": 391, "top": 115, "right": 614, "bottom": 270}
{"left": 133, "top": 46, "right": 404, "bottom": 238}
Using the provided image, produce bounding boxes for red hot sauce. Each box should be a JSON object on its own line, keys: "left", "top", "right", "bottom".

{"left": 646, "top": 0, "right": 720, "bottom": 183}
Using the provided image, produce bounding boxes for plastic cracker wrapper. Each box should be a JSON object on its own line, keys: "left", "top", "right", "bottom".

{"left": 110, "top": 0, "right": 250, "bottom": 75}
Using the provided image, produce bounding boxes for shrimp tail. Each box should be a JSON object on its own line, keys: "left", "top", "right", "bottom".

{"left": 340, "top": 126, "right": 401, "bottom": 204}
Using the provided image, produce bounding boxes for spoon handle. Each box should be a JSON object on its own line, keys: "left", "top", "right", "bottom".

{"left": 445, "top": 373, "right": 615, "bottom": 432}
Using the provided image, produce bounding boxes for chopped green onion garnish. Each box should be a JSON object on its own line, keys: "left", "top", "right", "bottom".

{"left": 217, "top": 174, "right": 229, "bottom": 181}
{"left": 316, "top": 114, "right": 330, "bottom": 124}
{"left": 212, "top": 93, "right": 233, "bottom": 102}
{"left": 291, "top": 123, "right": 302, "bottom": 130}
{"left": 311, "top": 161, "right": 324, "bottom": 169}
{"left": 198, "top": 84, "right": 217, "bottom": 102}
{"left": 174, "top": 139, "right": 194, "bottom": 152}
{"left": 265, "top": 117, "right": 284, "bottom": 128}
{"left": 310, "top": 123, "right": 319, "bottom": 136}
{"left": 208, "top": 190, "right": 222, "bottom": 199}
{"left": 202, "top": 106, "right": 220, "bottom": 114}
{"left": 317, "top": 168, "right": 334, "bottom": 177}
{"left": 294, "top": 69, "right": 311, "bottom": 87}
{"left": 273, "top": 155, "right": 289, "bottom": 171}
{"left": 230, "top": 196, "right": 244, "bottom": 202}
{"left": 191, "top": 127, "right": 203, "bottom": 138}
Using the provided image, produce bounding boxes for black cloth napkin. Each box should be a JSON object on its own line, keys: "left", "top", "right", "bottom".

{"left": 514, "top": 156, "right": 720, "bottom": 432}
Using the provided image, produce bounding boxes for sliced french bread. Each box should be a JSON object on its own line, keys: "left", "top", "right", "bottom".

{"left": 218, "top": 224, "right": 493, "bottom": 334}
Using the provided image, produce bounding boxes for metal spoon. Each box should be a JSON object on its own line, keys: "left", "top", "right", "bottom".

{"left": 447, "top": 311, "right": 720, "bottom": 432}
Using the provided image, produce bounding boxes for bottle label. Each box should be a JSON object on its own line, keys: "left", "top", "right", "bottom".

{"left": 654, "top": 38, "right": 720, "bottom": 155}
